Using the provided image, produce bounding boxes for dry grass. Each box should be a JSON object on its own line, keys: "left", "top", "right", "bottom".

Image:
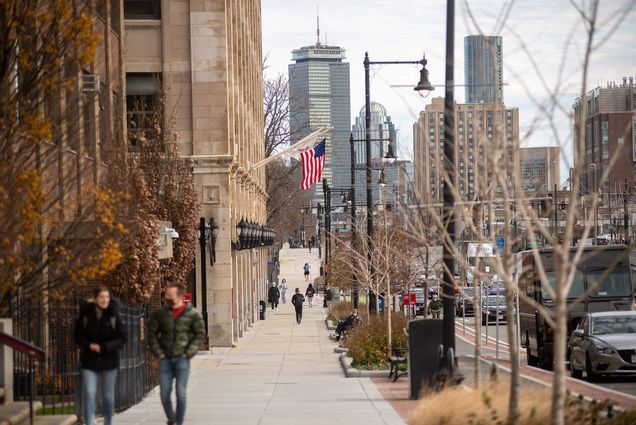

{"left": 409, "top": 380, "right": 635, "bottom": 425}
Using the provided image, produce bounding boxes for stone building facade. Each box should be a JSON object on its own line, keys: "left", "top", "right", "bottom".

{"left": 124, "top": 0, "right": 268, "bottom": 346}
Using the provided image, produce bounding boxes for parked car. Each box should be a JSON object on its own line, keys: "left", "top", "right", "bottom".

{"left": 568, "top": 311, "right": 636, "bottom": 380}
{"left": 481, "top": 295, "right": 507, "bottom": 325}
{"left": 455, "top": 287, "right": 476, "bottom": 316}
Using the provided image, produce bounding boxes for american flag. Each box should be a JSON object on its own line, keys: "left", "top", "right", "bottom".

{"left": 300, "top": 138, "right": 326, "bottom": 190}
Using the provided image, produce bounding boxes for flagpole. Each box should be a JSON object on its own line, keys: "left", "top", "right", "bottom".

{"left": 251, "top": 127, "right": 330, "bottom": 170}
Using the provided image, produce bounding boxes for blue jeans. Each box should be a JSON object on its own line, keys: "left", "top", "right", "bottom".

{"left": 82, "top": 368, "right": 117, "bottom": 425}
{"left": 159, "top": 356, "right": 191, "bottom": 425}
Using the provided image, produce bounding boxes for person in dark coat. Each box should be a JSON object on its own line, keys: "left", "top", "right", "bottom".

{"left": 75, "top": 286, "right": 126, "bottom": 425}
{"left": 291, "top": 288, "right": 305, "bottom": 324}
{"left": 369, "top": 289, "right": 377, "bottom": 315}
{"left": 268, "top": 283, "right": 280, "bottom": 311}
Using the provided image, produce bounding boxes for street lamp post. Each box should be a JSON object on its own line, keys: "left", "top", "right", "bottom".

{"left": 437, "top": 0, "right": 463, "bottom": 385}
{"left": 363, "top": 51, "right": 433, "bottom": 303}
{"left": 350, "top": 134, "right": 359, "bottom": 308}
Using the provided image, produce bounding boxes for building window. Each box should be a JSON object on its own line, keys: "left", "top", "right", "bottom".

{"left": 126, "top": 72, "right": 161, "bottom": 148}
{"left": 124, "top": 0, "right": 161, "bottom": 19}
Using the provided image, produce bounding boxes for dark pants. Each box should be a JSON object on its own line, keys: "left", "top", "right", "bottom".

{"left": 294, "top": 306, "right": 303, "bottom": 323}
{"left": 159, "top": 356, "right": 190, "bottom": 425}
{"left": 270, "top": 299, "right": 278, "bottom": 310}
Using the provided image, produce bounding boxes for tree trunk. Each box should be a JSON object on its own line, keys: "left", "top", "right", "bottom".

{"left": 550, "top": 287, "right": 567, "bottom": 425}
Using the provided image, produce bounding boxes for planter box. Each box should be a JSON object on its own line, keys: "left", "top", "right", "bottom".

{"left": 338, "top": 354, "right": 390, "bottom": 378}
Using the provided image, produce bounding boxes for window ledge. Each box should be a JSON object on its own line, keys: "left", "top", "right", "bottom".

{"left": 124, "top": 19, "right": 162, "bottom": 27}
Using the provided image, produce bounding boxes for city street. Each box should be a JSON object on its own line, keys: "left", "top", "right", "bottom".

{"left": 454, "top": 315, "right": 636, "bottom": 401}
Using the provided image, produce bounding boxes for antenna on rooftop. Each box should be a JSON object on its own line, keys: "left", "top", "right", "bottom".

{"left": 316, "top": 2, "right": 321, "bottom": 46}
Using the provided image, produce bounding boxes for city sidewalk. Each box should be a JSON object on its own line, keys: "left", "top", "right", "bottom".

{"left": 115, "top": 293, "right": 405, "bottom": 424}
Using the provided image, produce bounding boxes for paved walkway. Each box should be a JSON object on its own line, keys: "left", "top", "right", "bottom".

{"left": 115, "top": 284, "right": 404, "bottom": 424}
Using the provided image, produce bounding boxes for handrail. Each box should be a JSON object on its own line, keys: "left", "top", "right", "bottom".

{"left": 0, "top": 330, "right": 45, "bottom": 361}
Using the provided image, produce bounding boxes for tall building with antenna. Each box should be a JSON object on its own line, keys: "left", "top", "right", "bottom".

{"left": 288, "top": 10, "right": 350, "bottom": 203}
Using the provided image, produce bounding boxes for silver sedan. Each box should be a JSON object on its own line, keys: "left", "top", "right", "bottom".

{"left": 569, "top": 311, "right": 636, "bottom": 381}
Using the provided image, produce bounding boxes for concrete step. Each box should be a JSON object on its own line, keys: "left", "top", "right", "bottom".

{"left": 33, "top": 415, "right": 77, "bottom": 425}
{"left": 0, "top": 401, "right": 42, "bottom": 425}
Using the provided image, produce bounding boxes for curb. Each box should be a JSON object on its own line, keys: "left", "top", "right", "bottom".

{"left": 339, "top": 353, "right": 391, "bottom": 378}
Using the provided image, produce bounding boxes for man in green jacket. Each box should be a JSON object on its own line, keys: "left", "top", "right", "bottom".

{"left": 148, "top": 283, "right": 204, "bottom": 425}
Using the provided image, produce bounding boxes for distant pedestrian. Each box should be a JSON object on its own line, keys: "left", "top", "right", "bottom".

{"left": 429, "top": 294, "right": 443, "bottom": 319}
{"left": 308, "top": 239, "right": 312, "bottom": 253}
{"left": 291, "top": 288, "right": 305, "bottom": 324}
{"left": 148, "top": 283, "right": 205, "bottom": 425}
{"left": 323, "top": 286, "right": 332, "bottom": 308}
{"left": 303, "top": 262, "right": 311, "bottom": 282}
{"left": 268, "top": 283, "right": 280, "bottom": 311}
{"left": 340, "top": 289, "right": 346, "bottom": 302}
{"left": 305, "top": 283, "right": 315, "bottom": 308}
{"left": 369, "top": 289, "right": 377, "bottom": 315}
{"left": 75, "top": 286, "right": 126, "bottom": 425}
{"left": 280, "top": 279, "right": 289, "bottom": 304}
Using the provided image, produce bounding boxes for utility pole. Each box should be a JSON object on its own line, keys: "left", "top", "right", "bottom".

{"left": 364, "top": 53, "right": 375, "bottom": 296}
{"left": 554, "top": 184, "right": 558, "bottom": 240}
{"left": 317, "top": 203, "right": 323, "bottom": 259}
{"left": 350, "top": 134, "right": 359, "bottom": 308}
{"left": 624, "top": 178, "right": 630, "bottom": 246}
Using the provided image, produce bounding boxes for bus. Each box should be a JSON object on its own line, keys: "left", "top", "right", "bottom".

{"left": 518, "top": 245, "right": 634, "bottom": 369}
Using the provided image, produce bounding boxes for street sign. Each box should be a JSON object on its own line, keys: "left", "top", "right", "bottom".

{"left": 496, "top": 236, "right": 505, "bottom": 252}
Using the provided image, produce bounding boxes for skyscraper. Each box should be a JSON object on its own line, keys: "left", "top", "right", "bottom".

{"left": 464, "top": 35, "right": 503, "bottom": 104}
{"left": 413, "top": 97, "right": 520, "bottom": 205}
{"left": 351, "top": 102, "right": 398, "bottom": 205}
{"left": 289, "top": 37, "right": 351, "bottom": 203}
{"left": 519, "top": 147, "right": 561, "bottom": 192}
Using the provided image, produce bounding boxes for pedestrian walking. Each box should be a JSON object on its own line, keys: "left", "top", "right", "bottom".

{"left": 280, "top": 279, "right": 289, "bottom": 304}
{"left": 339, "top": 289, "right": 346, "bottom": 302}
{"left": 75, "top": 286, "right": 126, "bottom": 425}
{"left": 291, "top": 288, "right": 305, "bottom": 324}
{"left": 148, "top": 283, "right": 205, "bottom": 425}
{"left": 303, "top": 262, "right": 311, "bottom": 282}
{"left": 428, "top": 293, "right": 443, "bottom": 319}
{"left": 268, "top": 283, "right": 280, "bottom": 311}
{"left": 305, "top": 283, "right": 315, "bottom": 308}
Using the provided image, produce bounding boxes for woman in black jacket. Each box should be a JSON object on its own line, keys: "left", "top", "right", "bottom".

{"left": 75, "top": 286, "right": 126, "bottom": 425}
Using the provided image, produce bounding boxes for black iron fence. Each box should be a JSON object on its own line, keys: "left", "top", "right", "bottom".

{"left": 11, "top": 292, "right": 156, "bottom": 420}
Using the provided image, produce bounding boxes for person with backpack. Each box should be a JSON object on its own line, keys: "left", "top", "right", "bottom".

{"left": 75, "top": 286, "right": 126, "bottom": 425}
{"left": 268, "top": 283, "right": 280, "bottom": 311}
{"left": 303, "top": 263, "right": 311, "bottom": 282}
{"left": 291, "top": 288, "right": 305, "bottom": 324}
{"left": 148, "top": 283, "right": 205, "bottom": 425}
{"left": 305, "top": 283, "right": 315, "bottom": 308}
{"left": 280, "top": 279, "right": 289, "bottom": 304}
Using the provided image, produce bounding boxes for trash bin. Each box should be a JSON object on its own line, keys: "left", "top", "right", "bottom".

{"left": 408, "top": 319, "right": 443, "bottom": 399}
{"left": 259, "top": 300, "right": 266, "bottom": 320}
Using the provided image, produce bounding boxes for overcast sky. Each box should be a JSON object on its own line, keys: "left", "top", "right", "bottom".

{"left": 261, "top": 0, "right": 636, "bottom": 183}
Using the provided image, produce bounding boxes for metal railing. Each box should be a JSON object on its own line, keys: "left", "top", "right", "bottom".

{"left": 10, "top": 292, "right": 156, "bottom": 421}
{"left": 0, "top": 330, "right": 45, "bottom": 425}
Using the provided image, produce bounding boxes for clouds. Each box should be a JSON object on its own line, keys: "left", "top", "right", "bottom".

{"left": 262, "top": 0, "right": 636, "bottom": 182}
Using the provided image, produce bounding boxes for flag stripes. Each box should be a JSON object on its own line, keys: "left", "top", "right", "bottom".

{"left": 301, "top": 138, "right": 326, "bottom": 190}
